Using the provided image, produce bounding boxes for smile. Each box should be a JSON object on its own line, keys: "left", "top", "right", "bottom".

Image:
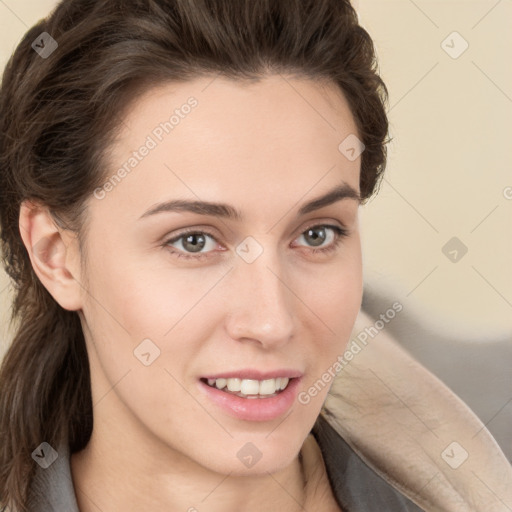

{"left": 198, "top": 372, "right": 302, "bottom": 421}
{"left": 203, "top": 377, "right": 290, "bottom": 398}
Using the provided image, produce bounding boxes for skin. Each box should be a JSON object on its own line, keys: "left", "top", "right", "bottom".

{"left": 20, "top": 74, "right": 363, "bottom": 512}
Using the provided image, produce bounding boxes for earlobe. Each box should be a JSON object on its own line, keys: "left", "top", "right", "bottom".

{"left": 18, "top": 200, "right": 83, "bottom": 311}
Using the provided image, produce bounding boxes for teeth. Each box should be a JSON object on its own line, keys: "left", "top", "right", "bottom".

{"left": 206, "top": 377, "right": 291, "bottom": 396}
{"left": 259, "top": 379, "right": 277, "bottom": 395}
{"left": 226, "top": 378, "right": 241, "bottom": 392}
{"left": 240, "top": 379, "right": 260, "bottom": 395}
{"left": 215, "top": 378, "right": 227, "bottom": 390}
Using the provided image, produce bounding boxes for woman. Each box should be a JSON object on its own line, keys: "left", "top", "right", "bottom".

{"left": 0, "top": 0, "right": 510, "bottom": 511}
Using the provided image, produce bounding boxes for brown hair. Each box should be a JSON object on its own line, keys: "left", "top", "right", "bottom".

{"left": 0, "top": 0, "right": 389, "bottom": 509}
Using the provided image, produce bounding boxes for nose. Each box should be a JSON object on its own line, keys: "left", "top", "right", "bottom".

{"left": 223, "top": 247, "right": 296, "bottom": 349}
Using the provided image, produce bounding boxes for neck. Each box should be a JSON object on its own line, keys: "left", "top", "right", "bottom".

{"left": 70, "top": 413, "right": 308, "bottom": 512}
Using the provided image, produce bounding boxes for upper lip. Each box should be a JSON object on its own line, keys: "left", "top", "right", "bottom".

{"left": 201, "top": 369, "right": 303, "bottom": 380}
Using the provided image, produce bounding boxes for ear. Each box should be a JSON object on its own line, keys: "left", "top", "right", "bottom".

{"left": 18, "top": 200, "right": 84, "bottom": 311}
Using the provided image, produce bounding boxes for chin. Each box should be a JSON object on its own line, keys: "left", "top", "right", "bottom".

{"left": 215, "top": 449, "right": 299, "bottom": 477}
{"left": 201, "top": 425, "right": 308, "bottom": 477}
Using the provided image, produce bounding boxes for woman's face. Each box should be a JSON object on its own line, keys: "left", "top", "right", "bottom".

{"left": 77, "top": 75, "right": 363, "bottom": 475}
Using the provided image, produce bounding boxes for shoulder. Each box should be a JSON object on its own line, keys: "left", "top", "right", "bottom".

{"left": 312, "top": 417, "right": 424, "bottom": 511}
{"left": 319, "top": 309, "right": 512, "bottom": 511}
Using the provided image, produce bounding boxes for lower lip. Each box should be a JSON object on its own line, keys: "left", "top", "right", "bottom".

{"left": 198, "top": 378, "right": 301, "bottom": 422}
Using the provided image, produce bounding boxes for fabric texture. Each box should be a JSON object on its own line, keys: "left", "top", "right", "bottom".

{"left": 313, "top": 416, "right": 423, "bottom": 511}
{"left": 318, "top": 310, "right": 512, "bottom": 511}
{"left": 26, "top": 442, "right": 80, "bottom": 512}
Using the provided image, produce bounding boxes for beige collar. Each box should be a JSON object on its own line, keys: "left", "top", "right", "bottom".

{"left": 322, "top": 310, "right": 512, "bottom": 511}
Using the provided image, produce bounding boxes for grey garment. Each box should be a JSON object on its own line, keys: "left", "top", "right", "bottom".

{"left": 26, "top": 426, "right": 423, "bottom": 512}
{"left": 26, "top": 442, "right": 80, "bottom": 512}
{"left": 313, "top": 414, "right": 424, "bottom": 511}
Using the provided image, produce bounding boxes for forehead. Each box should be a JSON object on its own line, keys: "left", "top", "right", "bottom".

{"left": 93, "top": 75, "right": 361, "bottom": 222}
{"left": 123, "top": 73, "right": 357, "bottom": 127}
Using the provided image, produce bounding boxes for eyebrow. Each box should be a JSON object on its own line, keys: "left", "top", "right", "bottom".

{"left": 138, "top": 182, "right": 360, "bottom": 222}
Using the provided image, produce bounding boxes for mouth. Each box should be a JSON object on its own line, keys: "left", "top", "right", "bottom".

{"left": 197, "top": 371, "right": 303, "bottom": 421}
{"left": 200, "top": 376, "right": 291, "bottom": 399}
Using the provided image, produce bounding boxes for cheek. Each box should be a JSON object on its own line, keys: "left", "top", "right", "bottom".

{"left": 297, "top": 237, "right": 363, "bottom": 336}
{"left": 79, "top": 260, "right": 214, "bottom": 444}
{"left": 87, "top": 251, "right": 211, "bottom": 338}
{"left": 296, "top": 241, "right": 363, "bottom": 395}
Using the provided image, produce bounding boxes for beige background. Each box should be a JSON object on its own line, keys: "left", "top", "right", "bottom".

{"left": 355, "top": 0, "right": 512, "bottom": 340}
{"left": 0, "top": 0, "right": 511, "bottom": 454}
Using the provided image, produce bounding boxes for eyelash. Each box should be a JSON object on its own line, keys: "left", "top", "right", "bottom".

{"left": 162, "top": 223, "right": 348, "bottom": 261}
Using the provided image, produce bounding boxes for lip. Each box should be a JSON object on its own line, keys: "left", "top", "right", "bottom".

{"left": 198, "top": 374, "right": 303, "bottom": 422}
